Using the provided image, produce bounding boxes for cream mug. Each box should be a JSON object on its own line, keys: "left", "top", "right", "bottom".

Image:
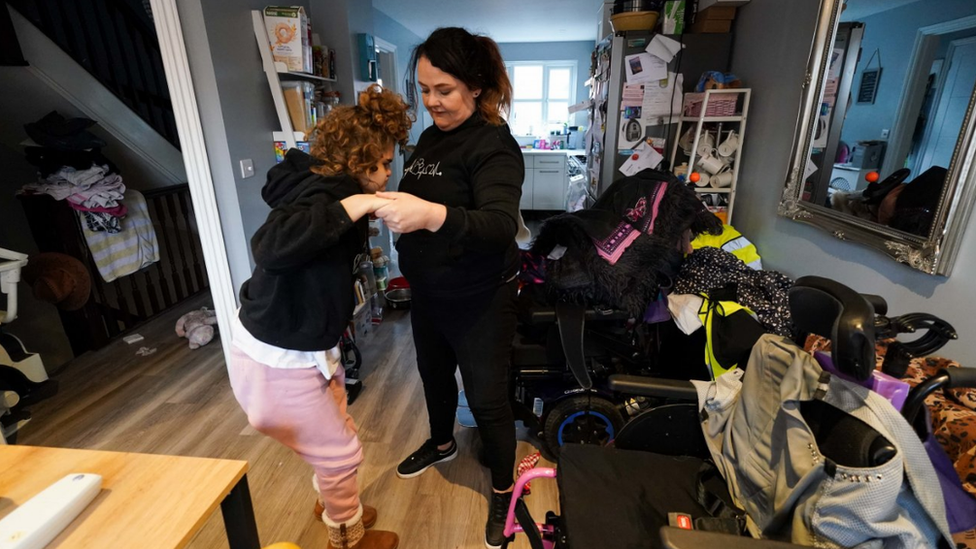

{"left": 696, "top": 131, "right": 716, "bottom": 158}
{"left": 718, "top": 130, "right": 739, "bottom": 158}
{"left": 694, "top": 172, "right": 711, "bottom": 187}
{"left": 712, "top": 170, "right": 734, "bottom": 188}
{"left": 698, "top": 154, "right": 729, "bottom": 175}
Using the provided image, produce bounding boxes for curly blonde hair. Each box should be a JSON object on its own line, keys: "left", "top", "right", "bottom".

{"left": 311, "top": 85, "right": 413, "bottom": 178}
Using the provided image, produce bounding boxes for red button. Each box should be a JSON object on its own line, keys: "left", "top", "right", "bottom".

{"left": 632, "top": 154, "right": 639, "bottom": 160}
{"left": 677, "top": 515, "right": 693, "bottom": 530}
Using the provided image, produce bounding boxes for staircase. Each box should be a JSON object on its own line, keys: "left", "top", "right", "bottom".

{"left": 7, "top": 0, "right": 179, "bottom": 149}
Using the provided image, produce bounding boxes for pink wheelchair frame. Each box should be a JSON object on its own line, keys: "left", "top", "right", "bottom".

{"left": 502, "top": 467, "right": 558, "bottom": 548}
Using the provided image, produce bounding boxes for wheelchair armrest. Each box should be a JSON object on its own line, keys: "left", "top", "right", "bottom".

{"left": 660, "top": 528, "right": 805, "bottom": 549}
{"left": 608, "top": 375, "right": 698, "bottom": 400}
{"left": 528, "top": 307, "right": 631, "bottom": 324}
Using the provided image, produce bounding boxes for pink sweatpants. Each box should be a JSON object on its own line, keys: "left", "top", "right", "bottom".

{"left": 227, "top": 345, "right": 363, "bottom": 523}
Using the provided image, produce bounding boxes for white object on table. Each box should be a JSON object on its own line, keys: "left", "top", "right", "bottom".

{"left": 0, "top": 473, "right": 102, "bottom": 549}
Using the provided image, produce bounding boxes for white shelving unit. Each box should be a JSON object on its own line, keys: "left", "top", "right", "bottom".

{"left": 669, "top": 88, "right": 751, "bottom": 224}
{"left": 251, "top": 10, "right": 336, "bottom": 151}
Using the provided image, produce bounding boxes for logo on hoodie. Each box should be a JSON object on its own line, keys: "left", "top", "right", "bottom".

{"left": 404, "top": 157, "right": 442, "bottom": 178}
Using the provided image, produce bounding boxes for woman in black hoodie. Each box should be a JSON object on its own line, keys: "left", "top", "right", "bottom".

{"left": 373, "top": 28, "right": 523, "bottom": 549}
{"left": 230, "top": 85, "right": 410, "bottom": 549}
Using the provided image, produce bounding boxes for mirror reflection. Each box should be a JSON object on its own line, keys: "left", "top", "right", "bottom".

{"left": 801, "top": 1, "right": 976, "bottom": 238}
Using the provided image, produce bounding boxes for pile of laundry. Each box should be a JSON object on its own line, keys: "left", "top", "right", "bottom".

{"left": 17, "top": 112, "right": 159, "bottom": 283}
{"left": 23, "top": 163, "right": 127, "bottom": 233}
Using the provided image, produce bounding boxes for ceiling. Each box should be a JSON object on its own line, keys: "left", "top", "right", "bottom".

{"left": 841, "top": 0, "right": 924, "bottom": 21}
{"left": 373, "top": 0, "right": 604, "bottom": 44}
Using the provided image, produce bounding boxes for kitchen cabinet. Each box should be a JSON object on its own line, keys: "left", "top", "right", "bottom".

{"left": 521, "top": 151, "right": 582, "bottom": 211}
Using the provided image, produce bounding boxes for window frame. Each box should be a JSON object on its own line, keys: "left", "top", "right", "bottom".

{"left": 505, "top": 60, "right": 578, "bottom": 136}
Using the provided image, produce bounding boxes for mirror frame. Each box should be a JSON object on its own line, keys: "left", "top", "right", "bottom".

{"left": 779, "top": 0, "right": 976, "bottom": 276}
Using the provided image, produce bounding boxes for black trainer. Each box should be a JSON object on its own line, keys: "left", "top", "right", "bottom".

{"left": 485, "top": 491, "right": 513, "bottom": 549}
{"left": 395, "top": 439, "right": 458, "bottom": 479}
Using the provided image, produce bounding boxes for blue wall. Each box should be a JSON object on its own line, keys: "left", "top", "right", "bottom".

{"left": 497, "top": 41, "right": 594, "bottom": 126}
{"left": 839, "top": 0, "right": 976, "bottom": 147}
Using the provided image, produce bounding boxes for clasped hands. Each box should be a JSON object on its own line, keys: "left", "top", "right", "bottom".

{"left": 366, "top": 192, "right": 447, "bottom": 233}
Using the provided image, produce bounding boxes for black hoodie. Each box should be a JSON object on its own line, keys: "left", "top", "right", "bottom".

{"left": 238, "top": 149, "right": 368, "bottom": 351}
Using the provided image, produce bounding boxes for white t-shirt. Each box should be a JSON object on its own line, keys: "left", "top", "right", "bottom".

{"left": 232, "top": 313, "right": 342, "bottom": 379}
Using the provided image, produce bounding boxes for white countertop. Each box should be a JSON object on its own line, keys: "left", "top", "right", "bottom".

{"left": 521, "top": 149, "right": 586, "bottom": 155}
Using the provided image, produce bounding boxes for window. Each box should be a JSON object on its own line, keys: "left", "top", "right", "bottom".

{"left": 506, "top": 61, "right": 576, "bottom": 136}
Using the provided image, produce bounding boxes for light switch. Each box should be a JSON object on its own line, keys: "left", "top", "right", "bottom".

{"left": 881, "top": 128, "right": 890, "bottom": 139}
{"left": 239, "top": 159, "right": 255, "bottom": 179}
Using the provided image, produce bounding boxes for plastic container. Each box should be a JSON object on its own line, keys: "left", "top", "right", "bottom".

{"left": 373, "top": 263, "right": 389, "bottom": 291}
{"left": 359, "top": 260, "right": 376, "bottom": 297}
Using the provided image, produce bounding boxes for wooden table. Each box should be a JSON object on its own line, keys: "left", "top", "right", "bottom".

{"left": 0, "top": 445, "right": 260, "bottom": 549}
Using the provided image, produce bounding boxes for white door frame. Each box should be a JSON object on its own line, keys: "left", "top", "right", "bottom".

{"left": 373, "top": 36, "right": 403, "bottom": 182}
{"left": 148, "top": 0, "right": 237, "bottom": 363}
{"left": 884, "top": 15, "right": 976, "bottom": 176}
{"left": 914, "top": 35, "right": 976, "bottom": 174}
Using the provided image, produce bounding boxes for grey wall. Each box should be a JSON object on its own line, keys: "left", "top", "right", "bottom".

{"left": 307, "top": 0, "right": 359, "bottom": 102}
{"left": 731, "top": 0, "right": 975, "bottom": 365}
{"left": 498, "top": 41, "right": 593, "bottom": 126}
{"left": 839, "top": 0, "right": 976, "bottom": 147}
{"left": 0, "top": 145, "right": 74, "bottom": 370}
{"left": 176, "top": 0, "right": 278, "bottom": 295}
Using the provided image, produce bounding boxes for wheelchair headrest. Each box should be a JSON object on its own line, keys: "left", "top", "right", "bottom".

{"left": 789, "top": 276, "right": 877, "bottom": 381}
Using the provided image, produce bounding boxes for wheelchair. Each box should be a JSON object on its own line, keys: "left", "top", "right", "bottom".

{"left": 503, "top": 276, "right": 973, "bottom": 549}
{"left": 509, "top": 283, "right": 685, "bottom": 458}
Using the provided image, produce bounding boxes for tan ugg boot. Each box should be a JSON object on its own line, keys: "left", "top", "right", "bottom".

{"left": 311, "top": 474, "right": 377, "bottom": 528}
{"left": 315, "top": 501, "right": 377, "bottom": 528}
{"left": 323, "top": 507, "right": 398, "bottom": 549}
{"left": 326, "top": 527, "right": 399, "bottom": 549}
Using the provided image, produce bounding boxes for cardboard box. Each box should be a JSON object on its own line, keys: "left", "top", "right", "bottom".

{"left": 662, "top": 1, "right": 686, "bottom": 34}
{"left": 698, "top": 5, "right": 737, "bottom": 20}
{"left": 264, "top": 6, "right": 309, "bottom": 72}
{"left": 281, "top": 81, "right": 315, "bottom": 133}
{"left": 274, "top": 140, "right": 310, "bottom": 163}
{"left": 690, "top": 18, "right": 732, "bottom": 33}
{"left": 697, "top": 0, "right": 750, "bottom": 9}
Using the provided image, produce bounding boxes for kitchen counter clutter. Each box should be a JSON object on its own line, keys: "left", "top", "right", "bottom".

{"left": 520, "top": 150, "right": 586, "bottom": 211}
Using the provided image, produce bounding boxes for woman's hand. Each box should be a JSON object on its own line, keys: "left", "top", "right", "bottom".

{"left": 374, "top": 192, "right": 447, "bottom": 233}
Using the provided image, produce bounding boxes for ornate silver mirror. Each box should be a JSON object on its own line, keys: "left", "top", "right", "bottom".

{"left": 780, "top": 0, "right": 976, "bottom": 275}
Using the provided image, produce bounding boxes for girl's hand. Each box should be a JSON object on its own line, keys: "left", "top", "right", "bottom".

{"left": 374, "top": 192, "right": 447, "bottom": 233}
{"left": 340, "top": 194, "right": 392, "bottom": 222}
{"left": 364, "top": 195, "right": 393, "bottom": 213}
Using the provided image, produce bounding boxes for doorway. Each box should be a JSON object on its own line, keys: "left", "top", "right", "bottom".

{"left": 915, "top": 35, "right": 976, "bottom": 174}
{"left": 885, "top": 14, "right": 976, "bottom": 177}
{"left": 374, "top": 37, "right": 401, "bottom": 272}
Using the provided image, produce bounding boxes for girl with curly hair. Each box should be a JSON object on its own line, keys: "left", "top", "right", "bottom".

{"left": 230, "top": 84, "right": 410, "bottom": 549}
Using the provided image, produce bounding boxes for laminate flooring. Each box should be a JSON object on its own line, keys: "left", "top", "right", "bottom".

{"left": 20, "top": 293, "right": 559, "bottom": 548}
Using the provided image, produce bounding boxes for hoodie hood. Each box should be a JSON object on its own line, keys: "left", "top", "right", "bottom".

{"left": 262, "top": 149, "right": 320, "bottom": 208}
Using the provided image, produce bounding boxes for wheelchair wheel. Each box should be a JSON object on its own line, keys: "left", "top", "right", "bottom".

{"left": 543, "top": 395, "right": 623, "bottom": 457}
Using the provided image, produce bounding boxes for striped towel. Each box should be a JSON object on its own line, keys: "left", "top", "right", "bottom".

{"left": 80, "top": 190, "right": 160, "bottom": 282}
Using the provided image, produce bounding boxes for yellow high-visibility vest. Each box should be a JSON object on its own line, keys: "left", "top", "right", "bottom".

{"left": 691, "top": 225, "right": 762, "bottom": 270}
{"left": 698, "top": 297, "right": 755, "bottom": 380}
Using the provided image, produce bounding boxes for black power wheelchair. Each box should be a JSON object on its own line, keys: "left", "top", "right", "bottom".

{"left": 501, "top": 276, "right": 971, "bottom": 549}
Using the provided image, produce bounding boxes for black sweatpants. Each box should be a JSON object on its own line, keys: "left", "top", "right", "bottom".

{"left": 410, "top": 280, "right": 518, "bottom": 491}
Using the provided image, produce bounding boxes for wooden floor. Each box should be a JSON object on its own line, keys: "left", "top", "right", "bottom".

{"left": 21, "top": 293, "right": 558, "bottom": 549}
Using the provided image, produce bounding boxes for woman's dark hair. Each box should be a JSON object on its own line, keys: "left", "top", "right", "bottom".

{"left": 407, "top": 27, "right": 512, "bottom": 126}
